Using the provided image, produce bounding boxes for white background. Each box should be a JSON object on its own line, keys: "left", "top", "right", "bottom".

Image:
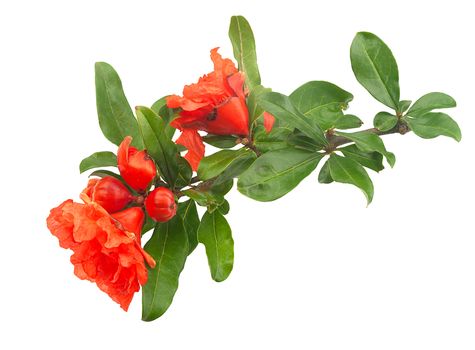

{"left": 1, "top": 0, "right": 474, "bottom": 349}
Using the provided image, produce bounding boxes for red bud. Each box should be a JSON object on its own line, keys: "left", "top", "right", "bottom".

{"left": 111, "top": 207, "right": 145, "bottom": 240}
{"left": 118, "top": 136, "right": 157, "bottom": 192}
{"left": 145, "top": 187, "right": 177, "bottom": 223}
{"left": 83, "top": 177, "right": 133, "bottom": 213}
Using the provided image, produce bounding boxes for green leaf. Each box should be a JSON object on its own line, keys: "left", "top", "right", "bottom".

{"left": 238, "top": 147, "right": 324, "bottom": 201}
{"left": 183, "top": 188, "right": 225, "bottom": 210}
{"left": 79, "top": 151, "right": 117, "bottom": 173}
{"left": 253, "top": 126, "right": 292, "bottom": 153}
{"left": 198, "top": 210, "right": 234, "bottom": 282}
{"left": 228, "top": 15, "right": 261, "bottom": 90}
{"left": 258, "top": 92, "right": 328, "bottom": 147}
{"left": 209, "top": 179, "right": 234, "bottom": 197}
{"left": 218, "top": 199, "right": 230, "bottom": 215}
{"left": 405, "top": 112, "right": 461, "bottom": 141}
{"left": 94, "top": 62, "right": 142, "bottom": 148}
{"left": 339, "top": 144, "right": 384, "bottom": 172}
{"left": 397, "top": 100, "right": 412, "bottom": 114}
{"left": 374, "top": 112, "right": 397, "bottom": 132}
{"left": 328, "top": 154, "right": 374, "bottom": 204}
{"left": 198, "top": 148, "right": 256, "bottom": 182}
{"left": 335, "top": 131, "right": 396, "bottom": 167}
{"left": 202, "top": 134, "right": 238, "bottom": 149}
{"left": 151, "top": 96, "right": 176, "bottom": 140}
{"left": 177, "top": 200, "right": 200, "bottom": 255}
{"left": 287, "top": 130, "right": 320, "bottom": 151}
{"left": 350, "top": 32, "right": 400, "bottom": 109}
{"left": 176, "top": 156, "right": 193, "bottom": 188}
{"left": 248, "top": 85, "right": 272, "bottom": 125}
{"left": 142, "top": 217, "right": 189, "bottom": 321}
{"left": 333, "top": 114, "right": 364, "bottom": 130}
{"left": 406, "top": 92, "right": 456, "bottom": 118}
{"left": 318, "top": 160, "right": 333, "bottom": 184}
{"left": 289, "top": 81, "right": 354, "bottom": 130}
{"left": 141, "top": 214, "right": 156, "bottom": 236}
{"left": 136, "top": 106, "right": 178, "bottom": 186}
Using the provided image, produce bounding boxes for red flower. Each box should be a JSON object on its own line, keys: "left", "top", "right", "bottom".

{"left": 46, "top": 192, "right": 155, "bottom": 311}
{"left": 167, "top": 48, "right": 249, "bottom": 170}
{"left": 118, "top": 136, "right": 156, "bottom": 192}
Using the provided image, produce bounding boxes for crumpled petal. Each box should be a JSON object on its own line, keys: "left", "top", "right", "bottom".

{"left": 176, "top": 129, "right": 205, "bottom": 171}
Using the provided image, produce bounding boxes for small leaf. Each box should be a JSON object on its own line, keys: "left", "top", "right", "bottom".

{"left": 177, "top": 200, "right": 200, "bottom": 255}
{"left": 374, "top": 112, "right": 397, "bottom": 132}
{"left": 328, "top": 154, "right": 374, "bottom": 204}
{"left": 198, "top": 210, "right": 234, "bottom": 282}
{"left": 336, "top": 131, "right": 395, "bottom": 167}
{"left": 136, "top": 106, "right": 178, "bottom": 186}
{"left": 176, "top": 156, "right": 193, "bottom": 188}
{"left": 406, "top": 92, "right": 456, "bottom": 118}
{"left": 142, "top": 217, "right": 189, "bottom": 321}
{"left": 218, "top": 199, "right": 230, "bottom": 215}
{"left": 202, "top": 134, "right": 238, "bottom": 149}
{"left": 79, "top": 151, "right": 117, "bottom": 173}
{"left": 183, "top": 188, "right": 225, "bottom": 210}
{"left": 350, "top": 32, "right": 400, "bottom": 109}
{"left": 405, "top": 112, "right": 461, "bottom": 141}
{"left": 198, "top": 148, "right": 256, "bottom": 181}
{"left": 95, "top": 62, "right": 142, "bottom": 148}
{"left": 258, "top": 92, "right": 328, "bottom": 147}
{"left": 238, "top": 147, "right": 324, "bottom": 201}
{"left": 339, "top": 144, "right": 384, "bottom": 172}
{"left": 333, "top": 114, "right": 364, "bottom": 130}
{"left": 397, "top": 100, "right": 412, "bottom": 114}
{"left": 318, "top": 160, "right": 333, "bottom": 184}
{"left": 228, "top": 16, "right": 261, "bottom": 90}
{"left": 151, "top": 96, "right": 176, "bottom": 140}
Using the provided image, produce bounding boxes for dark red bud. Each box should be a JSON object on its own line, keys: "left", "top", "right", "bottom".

{"left": 145, "top": 187, "right": 177, "bottom": 223}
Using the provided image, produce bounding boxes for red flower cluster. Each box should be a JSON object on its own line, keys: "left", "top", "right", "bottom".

{"left": 47, "top": 137, "right": 177, "bottom": 310}
{"left": 167, "top": 48, "right": 275, "bottom": 170}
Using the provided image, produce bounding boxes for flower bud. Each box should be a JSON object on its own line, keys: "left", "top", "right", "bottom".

{"left": 145, "top": 187, "right": 177, "bottom": 223}
{"left": 111, "top": 207, "right": 145, "bottom": 239}
{"left": 118, "top": 136, "right": 157, "bottom": 192}
{"left": 83, "top": 177, "right": 134, "bottom": 213}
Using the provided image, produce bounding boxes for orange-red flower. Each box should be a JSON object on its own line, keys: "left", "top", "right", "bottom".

{"left": 167, "top": 48, "right": 250, "bottom": 170}
{"left": 46, "top": 193, "right": 155, "bottom": 311}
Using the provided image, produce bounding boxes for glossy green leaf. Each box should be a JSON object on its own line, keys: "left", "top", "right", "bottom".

{"left": 177, "top": 200, "right": 200, "bottom": 255}
{"left": 258, "top": 92, "right": 328, "bottom": 146}
{"left": 229, "top": 16, "right": 261, "bottom": 90}
{"left": 151, "top": 96, "right": 176, "bottom": 140}
{"left": 218, "top": 199, "right": 230, "bottom": 215}
{"left": 287, "top": 130, "right": 320, "bottom": 151}
{"left": 248, "top": 85, "right": 272, "bottom": 125}
{"left": 136, "top": 106, "right": 178, "bottom": 186}
{"left": 176, "top": 156, "right": 193, "bottom": 188}
{"left": 397, "top": 100, "right": 412, "bottom": 114}
{"left": 350, "top": 32, "right": 400, "bottom": 109}
{"left": 405, "top": 112, "right": 461, "bottom": 141}
{"left": 198, "top": 210, "right": 234, "bottom": 282}
{"left": 142, "top": 217, "right": 189, "bottom": 321}
{"left": 289, "top": 81, "right": 354, "bottom": 130}
{"left": 198, "top": 148, "right": 256, "bottom": 181}
{"left": 253, "top": 126, "right": 292, "bottom": 153}
{"left": 202, "top": 134, "right": 238, "bottom": 149}
{"left": 406, "top": 92, "right": 456, "bottom": 117}
{"left": 183, "top": 188, "right": 225, "bottom": 210}
{"left": 79, "top": 151, "right": 117, "bottom": 173}
{"left": 336, "top": 131, "right": 395, "bottom": 167}
{"left": 328, "top": 154, "right": 374, "bottom": 204}
{"left": 238, "top": 147, "right": 324, "bottom": 201}
{"left": 339, "top": 144, "right": 384, "bottom": 172}
{"left": 374, "top": 112, "right": 397, "bottom": 132}
{"left": 95, "top": 62, "right": 142, "bottom": 148}
{"left": 209, "top": 179, "right": 234, "bottom": 197}
{"left": 318, "top": 160, "right": 333, "bottom": 184}
{"left": 333, "top": 114, "right": 364, "bottom": 130}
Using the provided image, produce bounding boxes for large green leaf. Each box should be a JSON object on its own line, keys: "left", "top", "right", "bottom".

{"left": 95, "top": 62, "right": 142, "bottom": 148}
{"left": 339, "top": 144, "right": 384, "bottom": 172}
{"left": 328, "top": 154, "right": 374, "bottom": 204}
{"left": 136, "top": 106, "right": 178, "bottom": 186}
{"left": 350, "top": 32, "right": 400, "bottom": 109}
{"left": 198, "top": 210, "right": 234, "bottom": 282}
{"left": 258, "top": 92, "right": 328, "bottom": 146}
{"left": 79, "top": 151, "right": 117, "bottom": 173}
{"left": 202, "top": 134, "right": 238, "bottom": 149}
{"left": 142, "top": 217, "right": 189, "bottom": 321}
{"left": 406, "top": 92, "right": 456, "bottom": 117}
{"left": 228, "top": 15, "right": 261, "bottom": 90}
{"left": 238, "top": 147, "right": 324, "bottom": 201}
{"left": 289, "top": 81, "right": 354, "bottom": 130}
{"left": 177, "top": 200, "right": 200, "bottom": 255}
{"left": 405, "top": 112, "right": 461, "bottom": 141}
{"left": 198, "top": 148, "right": 256, "bottom": 182}
{"left": 335, "top": 131, "right": 395, "bottom": 167}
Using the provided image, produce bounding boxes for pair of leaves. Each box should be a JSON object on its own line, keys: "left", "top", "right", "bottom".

{"left": 238, "top": 147, "right": 324, "bottom": 201}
